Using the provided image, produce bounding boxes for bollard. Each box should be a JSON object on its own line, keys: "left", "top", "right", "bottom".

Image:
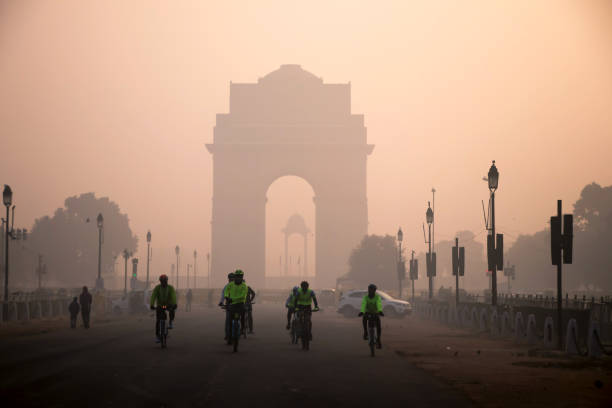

{"left": 501, "top": 311, "right": 512, "bottom": 337}
{"left": 587, "top": 321, "right": 603, "bottom": 358}
{"left": 526, "top": 314, "right": 538, "bottom": 345}
{"left": 565, "top": 318, "right": 579, "bottom": 354}
{"left": 490, "top": 308, "right": 499, "bottom": 336}
{"left": 543, "top": 316, "right": 554, "bottom": 349}
{"left": 515, "top": 312, "right": 525, "bottom": 342}
{"left": 479, "top": 308, "right": 488, "bottom": 332}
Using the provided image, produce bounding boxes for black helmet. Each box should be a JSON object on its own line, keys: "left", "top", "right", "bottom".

{"left": 368, "top": 283, "right": 377, "bottom": 291}
{"left": 300, "top": 281, "right": 309, "bottom": 290}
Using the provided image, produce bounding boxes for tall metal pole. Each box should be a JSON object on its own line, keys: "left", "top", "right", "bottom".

{"left": 4, "top": 205, "right": 10, "bottom": 302}
{"left": 411, "top": 250, "right": 415, "bottom": 303}
{"left": 398, "top": 240, "right": 402, "bottom": 299}
{"left": 97, "top": 225, "right": 102, "bottom": 286}
{"left": 187, "top": 264, "right": 191, "bottom": 289}
{"left": 123, "top": 253, "right": 128, "bottom": 295}
{"left": 194, "top": 250, "right": 197, "bottom": 289}
{"left": 557, "top": 200, "right": 563, "bottom": 350}
{"left": 146, "top": 240, "right": 150, "bottom": 289}
{"left": 428, "top": 223, "right": 432, "bottom": 300}
{"left": 455, "top": 238, "right": 459, "bottom": 306}
{"left": 490, "top": 195, "right": 496, "bottom": 302}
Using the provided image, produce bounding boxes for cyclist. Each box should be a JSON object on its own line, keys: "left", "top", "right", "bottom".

{"left": 285, "top": 286, "right": 299, "bottom": 330}
{"left": 150, "top": 274, "right": 177, "bottom": 343}
{"left": 223, "top": 269, "right": 249, "bottom": 337}
{"left": 219, "top": 272, "right": 235, "bottom": 340}
{"left": 295, "top": 281, "right": 319, "bottom": 340}
{"left": 244, "top": 281, "right": 256, "bottom": 333}
{"left": 357, "top": 283, "right": 384, "bottom": 349}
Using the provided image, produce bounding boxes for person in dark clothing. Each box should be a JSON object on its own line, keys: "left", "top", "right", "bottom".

{"left": 69, "top": 297, "right": 80, "bottom": 328}
{"left": 79, "top": 286, "right": 93, "bottom": 329}
{"left": 186, "top": 289, "right": 193, "bottom": 312}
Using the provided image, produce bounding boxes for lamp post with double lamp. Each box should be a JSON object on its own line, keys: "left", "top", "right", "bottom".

{"left": 95, "top": 213, "right": 104, "bottom": 290}
{"left": 175, "top": 245, "right": 180, "bottom": 290}
{"left": 487, "top": 160, "right": 500, "bottom": 306}
{"left": 396, "top": 227, "right": 404, "bottom": 299}
{"left": 122, "top": 249, "right": 132, "bottom": 295}
{"left": 146, "top": 231, "right": 151, "bottom": 290}
{"left": 425, "top": 202, "right": 435, "bottom": 299}
{"left": 3, "top": 185, "right": 13, "bottom": 305}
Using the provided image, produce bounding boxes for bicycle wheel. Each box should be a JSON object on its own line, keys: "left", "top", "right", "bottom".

{"left": 233, "top": 319, "right": 240, "bottom": 352}
{"left": 247, "top": 311, "right": 253, "bottom": 333}
{"left": 368, "top": 326, "right": 376, "bottom": 357}
{"left": 160, "top": 320, "right": 167, "bottom": 349}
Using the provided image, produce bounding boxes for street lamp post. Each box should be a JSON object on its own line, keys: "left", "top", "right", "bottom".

{"left": 175, "top": 245, "right": 180, "bottom": 290}
{"left": 3, "top": 185, "right": 13, "bottom": 304}
{"left": 146, "top": 231, "right": 151, "bottom": 290}
{"left": 193, "top": 250, "right": 197, "bottom": 289}
{"left": 425, "top": 201, "right": 435, "bottom": 299}
{"left": 122, "top": 249, "right": 131, "bottom": 295}
{"left": 96, "top": 213, "right": 104, "bottom": 290}
{"left": 397, "top": 227, "right": 404, "bottom": 299}
{"left": 487, "top": 160, "right": 500, "bottom": 306}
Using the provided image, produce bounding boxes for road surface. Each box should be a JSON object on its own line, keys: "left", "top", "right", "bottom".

{"left": 0, "top": 304, "right": 472, "bottom": 407}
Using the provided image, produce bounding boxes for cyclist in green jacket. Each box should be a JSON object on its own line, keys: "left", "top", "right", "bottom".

{"left": 223, "top": 269, "right": 248, "bottom": 334}
{"left": 295, "top": 281, "right": 319, "bottom": 340}
{"left": 358, "top": 283, "right": 383, "bottom": 348}
{"left": 150, "top": 274, "right": 177, "bottom": 342}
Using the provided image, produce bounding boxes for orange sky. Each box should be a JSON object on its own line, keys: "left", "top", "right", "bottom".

{"left": 1, "top": 0, "right": 611, "bottom": 276}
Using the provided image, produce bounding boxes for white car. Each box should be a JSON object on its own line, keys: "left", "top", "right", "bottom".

{"left": 337, "top": 290, "right": 411, "bottom": 318}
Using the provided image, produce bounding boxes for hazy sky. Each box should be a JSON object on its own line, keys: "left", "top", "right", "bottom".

{"left": 1, "top": 0, "right": 611, "bottom": 277}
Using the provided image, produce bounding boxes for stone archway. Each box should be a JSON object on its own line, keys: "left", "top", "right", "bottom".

{"left": 207, "top": 65, "right": 374, "bottom": 288}
{"left": 282, "top": 213, "right": 310, "bottom": 278}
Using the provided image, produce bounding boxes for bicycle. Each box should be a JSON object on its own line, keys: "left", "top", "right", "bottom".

{"left": 295, "top": 306, "right": 318, "bottom": 351}
{"left": 222, "top": 303, "right": 244, "bottom": 352}
{"left": 156, "top": 305, "right": 170, "bottom": 349}
{"left": 245, "top": 302, "right": 255, "bottom": 334}
{"left": 289, "top": 310, "right": 299, "bottom": 344}
{"left": 364, "top": 313, "right": 379, "bottom": 357}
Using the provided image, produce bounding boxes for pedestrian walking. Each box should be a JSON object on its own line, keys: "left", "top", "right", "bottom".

{"left": 186, "top": 288, "right": 193, "bottom": 312}
{"left": 79, "top": 286, "right": 93, "bottom": 328}
{"left": 69, "top": 297, "right": 80, "bottom": 328}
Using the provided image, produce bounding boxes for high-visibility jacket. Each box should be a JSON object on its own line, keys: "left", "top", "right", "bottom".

{"left": 360, "top": 294, "right": 382, "bottom": 314}
{"left": 295, "top": 288, "right": 318, "bottom": 307}
{"left": 150, "top": 284, "right": 177, "bottom": 307}
{"left": 224, "top": 281, "right": 248, "bottom": 304}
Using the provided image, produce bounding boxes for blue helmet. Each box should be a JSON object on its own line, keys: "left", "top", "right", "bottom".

{"left": 292, "top": 286, "right": 299, "bottom": 295}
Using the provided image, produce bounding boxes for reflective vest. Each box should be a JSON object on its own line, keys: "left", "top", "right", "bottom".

{"left": 360, "top": 294, "right": 382, "bottom": 314}
{"left": 296, "top": 288, "right": 315, "bottom": 306}
{"left": 224, "top": 282, "right": 248, "bottom": 304}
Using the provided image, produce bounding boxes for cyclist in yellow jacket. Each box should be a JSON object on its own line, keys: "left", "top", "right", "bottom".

{"left": 358, "top": 283, "right": 384, "bottom": 348}
{"left": 223, "top": 269, "right": 248, "bottom": 334}
{"left": 295, "top": 281, "right": 319, "bottom": 340}
{"left": 150, "top": 274, "right": 177, "bottom": 343}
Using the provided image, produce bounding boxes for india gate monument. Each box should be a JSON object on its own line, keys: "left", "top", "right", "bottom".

{"left": 207, "top": 65, "right": 374, "bottom": 288}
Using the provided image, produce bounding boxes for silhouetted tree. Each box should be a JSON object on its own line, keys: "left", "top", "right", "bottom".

{"left": 507, "top": 183, "right": 612, "bottom": 293}
{"left": 28, "top": 193, "right": 137, "bottom": 287}
{"left": 345, "top": 235, "right": 397, "bottom": 290}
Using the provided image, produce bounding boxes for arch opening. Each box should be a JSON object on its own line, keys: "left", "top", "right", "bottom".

{"left": 265, "top": 175, "right": 315, "bottom": 289}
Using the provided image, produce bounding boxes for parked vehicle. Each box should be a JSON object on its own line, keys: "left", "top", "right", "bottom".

{"left": 337, "top": 290, "right": 411, "bottom": 318}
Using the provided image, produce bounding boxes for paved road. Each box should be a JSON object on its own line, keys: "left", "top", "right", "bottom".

{"left": 0, "top": 304, "right": 472, "bottom": 407}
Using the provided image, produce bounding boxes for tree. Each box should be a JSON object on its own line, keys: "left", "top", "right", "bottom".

{"left": 506, "top": 183, "right": 612, "bottom": 293}
{"left": 28, "top": 193, "right": 138, "bottom": 287}
{"left": 345, "top": 235, "right": 398, "bottom": 290}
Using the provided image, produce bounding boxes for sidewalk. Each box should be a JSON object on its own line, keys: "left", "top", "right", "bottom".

{"left": 387, "top": 319, "right": 612, "bottom": 408}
